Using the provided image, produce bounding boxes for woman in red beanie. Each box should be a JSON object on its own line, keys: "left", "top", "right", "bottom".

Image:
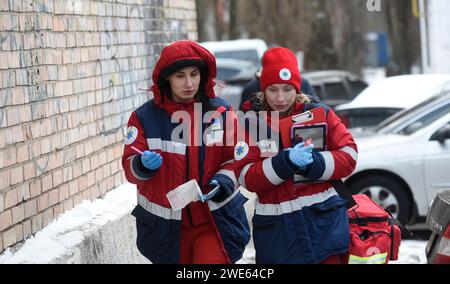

{"left": 122, "top": 40, "right": 250, "bottom": 264}
{"left": 234, "top": 47, "right": 358, "bottom": 264}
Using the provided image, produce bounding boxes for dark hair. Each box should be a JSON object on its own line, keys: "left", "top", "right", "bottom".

{"left": 158, "top": 59, "right": 218, "bottom": 112}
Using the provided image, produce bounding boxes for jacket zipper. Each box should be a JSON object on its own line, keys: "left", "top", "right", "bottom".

{"left": 185, "top": 147, "right": 194, "bottom": 226}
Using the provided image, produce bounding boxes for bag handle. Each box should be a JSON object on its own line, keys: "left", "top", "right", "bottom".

{"left": 331, "top": 180, "right": 357, "bottom": 209}
{"left": 331, "top": 180, "right": 414, "bottom": 239}
{"left": 391, "top": 218, "right": 414, "bottom": 238}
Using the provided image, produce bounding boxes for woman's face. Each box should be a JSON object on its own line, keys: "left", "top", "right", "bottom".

{"left": 264, "top": 83, "right": 297, "bottom": 114}
{"left": 168, "top": 66, "right": 201, "bottom": 103}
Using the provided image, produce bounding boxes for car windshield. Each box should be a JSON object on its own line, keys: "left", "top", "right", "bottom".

{"left": 339, "top": 108, "right": 400, "bottom": 128}
{"left": 216, "top": 67, "right": 241, "bottom": 81}
{"left": 214, "top": 50, "right": 260, "bottom": 67}
{"left": 375, "top": 93, "right": 450, "bottom": 134}
{"left": 398, "top": 104, "right": 450, "bottom": 135}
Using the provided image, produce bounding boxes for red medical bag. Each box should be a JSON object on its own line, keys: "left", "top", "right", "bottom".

{"left": 331, "top": 181, "right": 412, "bottom": 264}
{"left": 343, "top": 194, "right": 407, "bottom": 264}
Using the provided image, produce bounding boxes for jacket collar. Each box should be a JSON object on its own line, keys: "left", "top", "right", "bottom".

{"left": 159, "top": 96, "right": 199, "bottom": 115}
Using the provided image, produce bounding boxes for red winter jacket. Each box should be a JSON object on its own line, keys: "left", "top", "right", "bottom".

{"left": 233, "top": 100, "right": 358, "bottom": 263}
{"left": 122, "top": 41, "right": 250, "bottom": 264}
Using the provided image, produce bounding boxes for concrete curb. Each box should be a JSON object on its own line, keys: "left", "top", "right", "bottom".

{"left": 51, "top": 213, "right": 150, "bottom": 264}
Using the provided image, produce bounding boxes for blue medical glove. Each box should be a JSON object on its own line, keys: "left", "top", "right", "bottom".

{"left": 288, "top": 142, "right": 314, "bottom": 170}
{"left": 209, "top": 179, "right": 219, "bottom": 186}
{"left": 199, "top": 180, "right": 221, "bottom": 202}
{"left": 141, "top": 150, "right": 163, "bottom": 171}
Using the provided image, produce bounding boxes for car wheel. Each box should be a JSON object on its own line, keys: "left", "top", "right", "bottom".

{"left": 349, "top": 176, "right": 411, "bottom": 224}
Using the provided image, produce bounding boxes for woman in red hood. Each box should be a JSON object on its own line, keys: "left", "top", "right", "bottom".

{"left": 122, "top": 41, "right": 250, "bottom": 264}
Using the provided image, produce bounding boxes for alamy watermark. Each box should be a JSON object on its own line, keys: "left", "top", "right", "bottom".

{"left": 367, "top": 0, "right": 382, "bottom": 12}
{"left": 168, "top": 103, "right": 280, "bottom": 148}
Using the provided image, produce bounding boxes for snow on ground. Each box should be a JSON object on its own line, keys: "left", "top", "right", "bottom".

{"left": 390, "top": 240, "right": 428, "bottom": 264}
{"left": 237, "top": 240, "right": 427, "bottom": 264}
{"left": 0, "top": 183, "right": 428, "bottom": 264}
{"left": 0, "top": 184, "right": 137, "bottom": 264}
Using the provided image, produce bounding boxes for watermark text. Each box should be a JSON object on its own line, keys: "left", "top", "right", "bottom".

{"left": 367, "top": 0, "right": 381, "bottom": 12}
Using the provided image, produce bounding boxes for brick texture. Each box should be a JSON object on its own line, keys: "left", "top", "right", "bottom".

{"left": 0, "top": 0, "right": 197, "bottom": 253}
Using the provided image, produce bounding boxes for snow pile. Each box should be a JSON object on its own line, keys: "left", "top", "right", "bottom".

{"left": 238, "top": 240, "right": 428, "bottom": 264}
{"left": 391, "top": 240, "right": 428, "bottom": 264}
{"left": 0, "top": 184, "right": 137, "bottom": 264}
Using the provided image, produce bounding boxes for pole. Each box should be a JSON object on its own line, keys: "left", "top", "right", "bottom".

{"left": 418, "top": 0, "right": 429, "bottom": 73}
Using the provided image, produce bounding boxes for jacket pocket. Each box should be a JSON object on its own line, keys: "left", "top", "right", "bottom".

{"left": 210, "top": 192, "right": 251, "bottom": 263}
{"left": 132, "top": 205, "right": 180, "bottom": 264}
{"left": 304, "top": 196, "right": 350, "bottom": 261}
{"left": 252, "top": 215, "right": 283, "bottom": 264}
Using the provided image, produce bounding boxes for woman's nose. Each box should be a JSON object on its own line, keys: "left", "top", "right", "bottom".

{"left": 185, "top": 77, "right": 193, "bottom": 87}
{"left": 276, "top": 94, "right": 285, "bottom": 102}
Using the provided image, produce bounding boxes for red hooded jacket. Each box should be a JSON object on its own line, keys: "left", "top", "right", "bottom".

{"left": 122, "top": 41, "right": 250, "bottom": 263}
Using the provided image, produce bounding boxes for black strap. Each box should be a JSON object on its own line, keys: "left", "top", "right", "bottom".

{"left": 389, "top": 220, "right": 395, "bottom": 260}
{"left": 391, "top": 218, "right": 414, "bottom": 238}
{"left": 349, "top": 217, "right": 390, "bottom": 224}
{"left": 331, "top": 180, "right": 357, "bottom": 209}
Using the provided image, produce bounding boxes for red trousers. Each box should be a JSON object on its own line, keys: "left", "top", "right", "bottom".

{"left": 320, "top": 253, "right": 347, "bottom": 264}
{"left": 179, "top": 220, "right": 229, "bottom": 264}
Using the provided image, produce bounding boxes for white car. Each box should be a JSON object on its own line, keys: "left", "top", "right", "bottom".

{"left": 215, "top": 58, "right": 258, "bottom": 84}
{"left": 335, "top": 75, "right": 450, "bottom": 129}
{"left": 214, "top": 58, "right": 258, "bottom": 110}
{"left": 345, "top": 91, "right": 450, "bottom": 224}
{"left": 302, "top": 70, "right": 368, "bottom": 108}
{"left": 200, "top": 38, "right": 268, "bottom": 68}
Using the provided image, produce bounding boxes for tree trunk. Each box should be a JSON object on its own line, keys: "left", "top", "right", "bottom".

{"left": 195, "top": 0, "right": 420, "bottom": 75}
{"left": 195, "top": 0, "right": 218, "bottom": 41}
{"left": 384, "top": 0, "right": 420, "bottom": 75}
{"left": 229, "top": 0, "right": 239, "bottom": 39}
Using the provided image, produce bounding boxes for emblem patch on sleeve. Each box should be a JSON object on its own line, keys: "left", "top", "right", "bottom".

{"left": 125, "top": 126, "right": 138, "bottom": 145}
{"left": 234, "top": 141, "right": 249, "bottom": 161}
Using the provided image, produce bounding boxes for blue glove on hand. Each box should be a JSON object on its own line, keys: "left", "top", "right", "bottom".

{"left": 141, "top": 151, "right": 163, "bottom": 171}
{"left": 199, "top": 180, "right": 221, "bottom": 202}
{"left": 288, "top": 142, "right": 314, "bottom": 170}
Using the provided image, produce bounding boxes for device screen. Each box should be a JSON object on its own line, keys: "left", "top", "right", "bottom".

{"left": 292, "top": 125, "right": 326, "bottom": 151}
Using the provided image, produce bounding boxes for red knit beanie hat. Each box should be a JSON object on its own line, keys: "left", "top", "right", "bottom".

{"left": 260, "top": 47, "right": 302, "bottom": 93}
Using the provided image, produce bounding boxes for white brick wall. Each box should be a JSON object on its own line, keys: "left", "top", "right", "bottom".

{"left": 0, "top": 0, "right": 198, "bottom": 252}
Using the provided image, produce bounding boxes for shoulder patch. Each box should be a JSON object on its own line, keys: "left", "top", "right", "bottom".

{"left": 234, "top": 141, "right": 249, "bottom": 161}
{"left": 125, "top": 126, "right": 138, "bottom": 145}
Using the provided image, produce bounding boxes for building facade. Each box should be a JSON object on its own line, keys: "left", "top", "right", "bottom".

{"left": 422, "top": 0, "right": 450, "bottom": 73}
{"left": 0, "top": 0, "right": 197, "bottom": 253}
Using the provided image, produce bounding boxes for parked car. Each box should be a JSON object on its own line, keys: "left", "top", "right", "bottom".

{"left": 200, "top": 38, "right": 268, "bottom": 68}
{"left": 344, "top": 91, "right": 450, "bottom": 224}
{"left": 215, "top": 58, "right": 258, "bottom": 86}
{"left": 214, "top": 58, "right": 259, "bottom": 110}
{"left": 302, "top": 70, "right": 368, "bottom": 108}
{"left": 335, "top": 74, "right": 450, "bottom": 129}
{"left": 200, "top": 39, "right": 267, "bottom": 110}
{"left": 426, "top": 189, "right": 450, "bottom": 264}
